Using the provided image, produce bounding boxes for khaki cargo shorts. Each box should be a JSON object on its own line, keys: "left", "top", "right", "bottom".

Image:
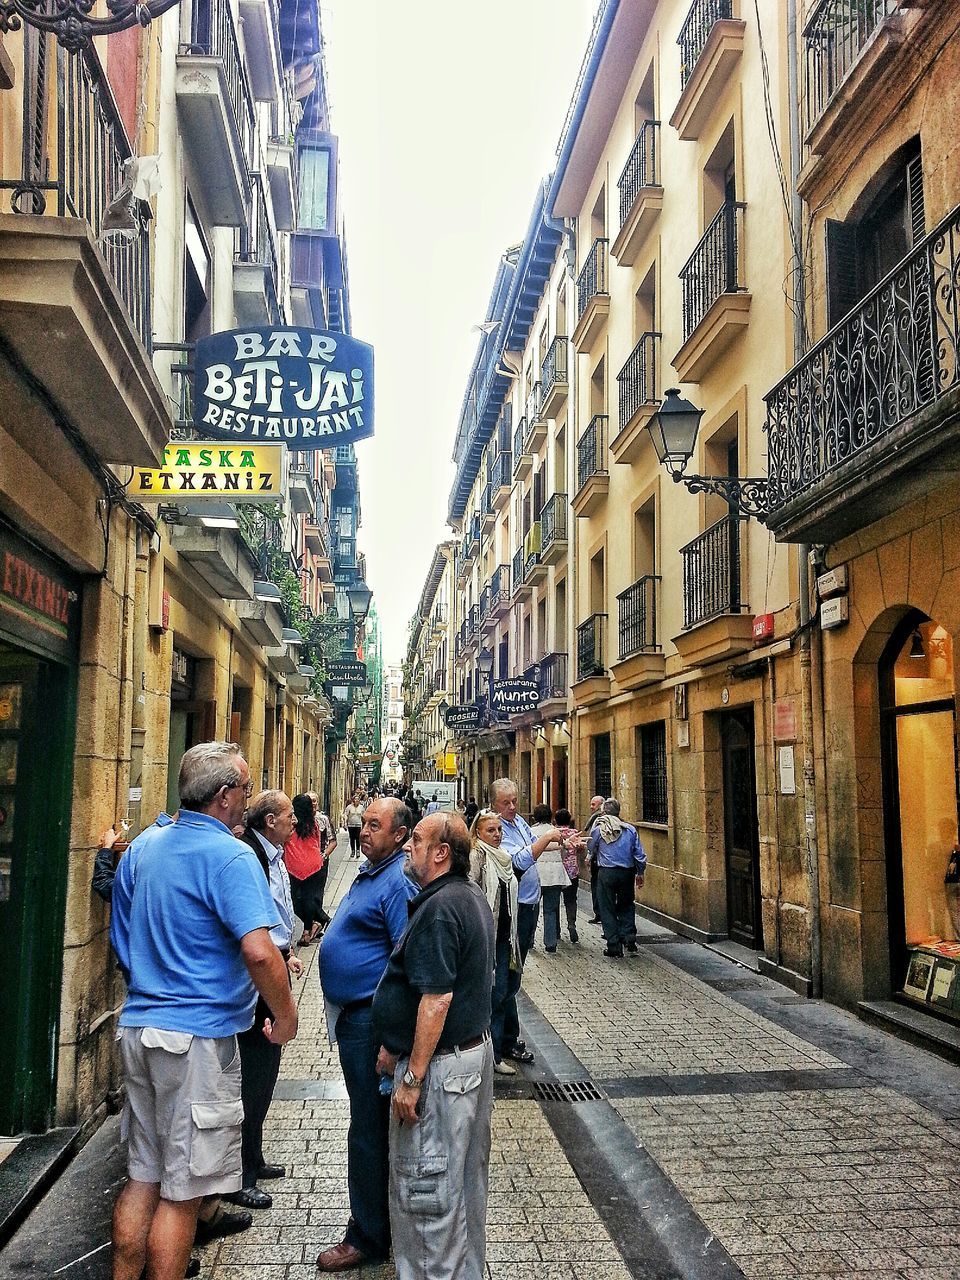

{"left": 118, "top": 1027, "right": 243, "bottom": 1201}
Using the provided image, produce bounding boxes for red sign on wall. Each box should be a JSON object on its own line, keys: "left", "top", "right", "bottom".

{"left": 753, "top": 613, "right": 775, "bottom": 643}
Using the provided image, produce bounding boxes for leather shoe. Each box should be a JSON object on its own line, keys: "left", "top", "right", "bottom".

{"left": 316, "top": 1241, "right": 374, "bottom": 1271}
{"left": 223, "top": 1186, "right": 272, "bottom": 1209}
{"left": 257, "top": 1163, "right": 286, "bottom": 1179}
{"left": 626, "top": 941, "right": 638, "bottom": 953}
{"left": 603, "top": 947, "right": 623, "bottom": 958}
{"left": 504, "top": 1045, "right": 534, "bottom": 1063}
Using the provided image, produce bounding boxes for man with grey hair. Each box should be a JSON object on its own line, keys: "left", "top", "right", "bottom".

{"left": 586, "top": 797, "right": 647, "bottom": 958}
{"left": 227, "top": 789, "right": 302, "bottom": 1208}
{"left": 488, "top": 778, "right": 558, "bottom": 1066}
{"left": 110, "top": 743, "right": 298, "bottom": 1280}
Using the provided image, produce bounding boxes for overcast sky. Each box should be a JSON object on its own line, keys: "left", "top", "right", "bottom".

{"left": 321, "top": 0, "right": 598, "bottom": 663}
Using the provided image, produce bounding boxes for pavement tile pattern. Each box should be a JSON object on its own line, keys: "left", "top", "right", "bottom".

{"left": 197, "top": 843, "right": 960, "bottom": 1280}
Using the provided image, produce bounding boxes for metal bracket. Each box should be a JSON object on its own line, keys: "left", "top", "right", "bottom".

{"left": 671, "top": 470, "right": 770, "bottom": 520}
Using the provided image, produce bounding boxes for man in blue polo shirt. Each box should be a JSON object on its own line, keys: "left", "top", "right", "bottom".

{"left": 489, "top": 778, "right": 559, "bottom": 1066}
{"left": 110, "top": 742, "right": 298, "bottom": 1280}
{"left": 587, "top": 797, "right": 647, "bottom": 957}
{"left": 317, "top": 797, "right": 417, "bottom": 1272}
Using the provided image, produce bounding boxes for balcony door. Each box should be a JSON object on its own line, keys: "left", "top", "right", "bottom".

{"left": 721, "top": 707, "right": 763, "bottom": 949}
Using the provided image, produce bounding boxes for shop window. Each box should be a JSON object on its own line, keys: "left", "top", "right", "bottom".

{"left": 638, "top": 721, "right": 668, "bottom": 825}
{"left": 881, "top": 614, "right": 959, "bottom": 1018}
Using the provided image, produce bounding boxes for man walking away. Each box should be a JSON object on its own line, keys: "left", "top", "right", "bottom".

{"left": 584, "top": 795, "right": 604, "bottom": 923}
{"left": 110, "top": 743, "right": 298, "bottom": 1280}
{"left": 228, "top": 789, "right": 303, "bottom": 1209}
{"left": 316, "top": 798, "right": 418, "bottom": 1271}
{"left": 587, "top": 798, "right": 646, "bottom": 958}
{"left": 373, "top": 813, "right": 495, "bottom": 1280}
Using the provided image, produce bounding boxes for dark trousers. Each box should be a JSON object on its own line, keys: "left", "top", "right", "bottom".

{"left": 238, "top": 998, "right": 282, "bottom": 1186}
{"left": 347, "top": 826, "right": 361, "bottom": 856}
{"left": 542, "top": 879, "right": 579, "bottom": 948}
{"left": 590, "top": 856, "right": 601, "bottom": 919}
{"left": 336, "top": 1003, "right": 391, "bottom": 1260}
{"left": 503, "top": 901, "right": 539, "bottom": 1053}
{"left": 597, "top": 865, "right": 638, "bottom": 954}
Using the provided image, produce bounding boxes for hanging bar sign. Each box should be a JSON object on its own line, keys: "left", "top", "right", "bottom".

{"left": 194, "top": 327, "right": 374, "bottom": 449}
{"left": 444, "top": 703, "right": 483, "bottom": 732}
{"left": 326, "top": 660, "right": 367, "bottom": 686}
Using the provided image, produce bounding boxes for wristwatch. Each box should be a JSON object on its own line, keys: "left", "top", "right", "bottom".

{"left": 402, "top": 1068, "right": 424, "bottom": 1089}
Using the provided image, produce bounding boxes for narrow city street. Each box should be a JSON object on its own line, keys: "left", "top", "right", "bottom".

{"left": 6, "top": 834, "right": 960, "bottom": 1280}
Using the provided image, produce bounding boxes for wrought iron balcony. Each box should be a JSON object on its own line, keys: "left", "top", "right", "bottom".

{"left": 678, "top": 0, "right": 733, "bottom": 86}
{"left": 495, "top": 402, "right": 513, "bottom": 454}
{"left": 540, "top": 493, "right": 568, "bottom": 557}
{"left": 541, "top": 335, "right": 569, "bottom": 410}
{"left": 512, "top": 547, "right": 525, "bottom": 596}
{"left": 479, "top": 582, "right": 493, "bottom": 623}
{"left": 491, "top": 563, "right": 511, "bottom": 609}
{"left": 619, "top": 120, "right": 660, "bottom": 224}
{"left": 234, "top": 170, "right": 281, "bottom": 324}
{"left": 538, "top": 652, "right": 568, "bottom": 703}
{"left": 803, "top": 0, "right": 898, "bottom": 131}
{"left": 680, "top": 201, "right": 746, "bottom": 340}
{"left": 576, "top": 237, "right": 609, "bottom": 324}
{"left": 181, "top": 0, "right": 255, "bottom": 176}
{"left": 466, "top": 603, "right": 480, "bottom": 638}
{"left": 576, "top": 414, "right": 608, "bottom": 492}
{"left": 513, "top": 414, "right": 530, "bottom": 468}
{"left": 431, "top": 603, "right": 448, "bottom": 630}
{"left": 680, "top": 514, "right": 746, "bottom": 630}
{"left": 617, "top": 332, "right": 660, "bottom": 432}
{"left": 152, "top": 342, "right": 195, "bottom": 436}
{"left": 764, "top": 202, "right": 960, "bottom": 542}
{"left": 525, "top": 521, "right": 542, "bottom": 577}
{"left": 617, "top": 575, "right": 660, "bottom": 659}
{"left": 490, "top": 449, "right": 512, "bottom": 497}
{"left": 577, "top": 614, "right": 607, "bottom": 681}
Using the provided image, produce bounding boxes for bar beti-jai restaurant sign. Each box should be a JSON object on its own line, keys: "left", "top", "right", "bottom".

{"left": 129, "top": 442, "right": 283, "bottom": 501}
{"left": 193, "top": 326, "right": 374, "bottom": 449}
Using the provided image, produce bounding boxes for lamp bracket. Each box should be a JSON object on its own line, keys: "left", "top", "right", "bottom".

{"left": 672, "top": 471, "right": 769, "bottom": 520}
{"left": 0, "top": 0, "right": 183, "bottom": 50}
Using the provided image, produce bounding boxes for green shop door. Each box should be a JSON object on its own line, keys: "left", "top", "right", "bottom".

{"left": 0, "top": 523, "right": 80, "bottom": 1132}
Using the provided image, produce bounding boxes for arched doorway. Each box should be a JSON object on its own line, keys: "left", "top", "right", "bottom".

{"left": 880, "top": 611, "right": 960, "bottom": 1016}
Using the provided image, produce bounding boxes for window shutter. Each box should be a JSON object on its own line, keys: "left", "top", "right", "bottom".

{"left": 825, "top": 218, "right": 860, "bottom": 328}
{"left": 906, "top": 154, "right": 925, "bottom": 246}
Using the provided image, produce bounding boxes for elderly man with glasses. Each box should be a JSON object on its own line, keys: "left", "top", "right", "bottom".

{"left": 110, "top": 742, "right": 299, "bottom": 1280}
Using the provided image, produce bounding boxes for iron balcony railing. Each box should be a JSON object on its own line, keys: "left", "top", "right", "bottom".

{"left": 577, "top": 613, "right": 607, "bottom": 681}
{"left": 480, "top": 482, "right": 493, "bottom": 518}
{"left": 678, "top": 0, "right": 734, "bottom": 86}
{"left": 765, "top": 202, "right": 960, "bottom": 512}
{"left": 495, "top": 402, "right": 513, "bottom": 453}
{"left": 576, "top": 237, "right": 609, "bottom": 323}
{"left": 525, "top": 522, "right": 542, "bottom": 575}
{"left": 618, "top": 120, "right": 661, "bottom": 224}
{"left": 236, "top": 171, "right": 281, "bottom": 323}
{"left": 512, "top": 547, "right": 525, "bottom": 594}
{"left": 467, "top": 603, "right": 480, "bottom": 637}
{"left": 185, "top": 0, "right": 255, "bottom": 169}
{"left": 528, "top": 381, "right": 544, "bottom": 425}
{"left": 432, "top": 603, "right": 448, "bottom": 629}
{"left": 680, "top": 201, "right": 746, "bottom": 340}
{"left": 237, "top": 506, "right": 289, "bottom": 580}
{"left": 490, "top": 449, "right": 512, "bottom": 493}
{"left": 0, "top": 45, "right": 152, "bottom": 350}
{"left": 680, "top": 514, "right": 746, "bottom": 630}
{"left": 541, "top": 335, "right": 568, "bottom": 400}
{"left": 617, "top": 575, "right": 661, "bottom": 659}
{"left": 479, "top": 583, "right": 493, "bottom": 622}
{"left": 513, "top": 414, "right": 529, "bottom": 467}
{"left": 617, "top": 332, "right": 661, "bottom": 429}
{"left": 491, "top": 563, "right": 510, "bottom": 605}
{"left": 540, "top": 493, "right": 568, "bottom": 553}
{"left": 576, "top": 414, "right": 608, "bottom": 491}
{"left": 803, "top": 0, "right": 898, "bottom": 130}
{"left": 538, "top": 652, "right": 568, "bottom": 702}
{"left": 152, "top": 342, "right": 195, "bottom": 435}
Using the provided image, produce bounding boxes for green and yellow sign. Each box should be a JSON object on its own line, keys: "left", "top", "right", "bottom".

{"left": 129, "top": 442, "right": 284, "bottom": 502}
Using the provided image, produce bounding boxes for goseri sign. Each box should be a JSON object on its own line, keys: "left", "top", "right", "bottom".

{"left": 194, "top": 327, "right": 374, "bottom": 449}
{"left": 444, "top": 703, "right": 482, "bottom": 732}
{"left": 490, "top": 677, "right": 540, "bottom": 714}
{"left": 128, "top": 443, "right": 282, "bottom": 501}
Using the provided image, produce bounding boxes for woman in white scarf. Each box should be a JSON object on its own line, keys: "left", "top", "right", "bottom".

{"left": 470, "top": 810, "right": 522, "bottom": 1076}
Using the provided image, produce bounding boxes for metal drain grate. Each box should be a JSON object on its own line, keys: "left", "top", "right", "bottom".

{"left": 534, "top": 1079, "right": 605, "bottom": 1103}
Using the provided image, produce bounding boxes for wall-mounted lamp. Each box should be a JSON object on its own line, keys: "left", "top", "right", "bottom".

{"left": 646, "top": 388, "right": 770, "bottom": 520}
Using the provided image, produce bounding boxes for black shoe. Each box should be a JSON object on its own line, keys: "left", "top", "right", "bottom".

{"left": 194, "top": 1207, "right": 252, "bottom": 1246}
{"left": 504, "top": 1045, "right": 535, "bottom": 1063}
{"left": 569, "top": 928, "right": 579, "bottom": 943}
{"left": 626, "top": 941, "right": 638, "bottom": 953}
{"left": 223, "top": 1186, "right": 272, "bottom": 1209}
{"left": 545, "top": 946, "right": 557, "bottom": 953}
{"left": 257, "top": 1163, "right": 286, "bottom": 1179}
{"left": 603, "top": 948, "right": 623, "bottom": 958}
{"left": 588, "top": 917, "right": 602, "bottom": 925}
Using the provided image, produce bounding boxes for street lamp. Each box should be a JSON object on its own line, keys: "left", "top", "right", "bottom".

{"left": 646, "top": 388, "right": 770, "bottom": 520}
{"left": 477, "top": 647, "right": 494, "bottom": 680}
{"left": 347, "top": 582, "right": 373, "bottom": 621}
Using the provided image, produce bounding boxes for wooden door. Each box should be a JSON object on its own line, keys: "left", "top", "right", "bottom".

{"left": 721, "top": 708, "right": 762, "bottom": 949}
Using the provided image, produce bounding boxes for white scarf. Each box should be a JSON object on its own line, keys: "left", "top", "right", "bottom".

{"left": 475, "top": 839, "right": 520, "bottom": 967}
{"left": 597, "top": 814, "right": 624, "bottom": 844}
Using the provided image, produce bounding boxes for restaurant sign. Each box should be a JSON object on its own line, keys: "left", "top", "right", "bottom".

{"left": 490, "top": 677, "right": 540, "bottom": 714}
{"left": 194, "top": 327, "right": 374, "bottom": 449}
{"left": 444, "top": 703, "right": 483, "bottom": 733}
{"left": 326, "top": 660, "right": 367, "bottom": 687}
{"left": 0, "top": 523, "right": 81, "bottom": 663}
{"left": 129, "top": 443, "right": 283, "bottom": 502}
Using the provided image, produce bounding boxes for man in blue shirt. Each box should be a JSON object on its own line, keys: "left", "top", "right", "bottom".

{"left": 587, "top": 798, "right": 647, "bottom": 957}
{"left": 110, "top": 742, "right": 298, "bottom": 1280}
{"left": 489, "top": 779, "right": 559, "bottom": 1065}
{"left": 317, "top": 797, "right": 417, "bottom": 1272}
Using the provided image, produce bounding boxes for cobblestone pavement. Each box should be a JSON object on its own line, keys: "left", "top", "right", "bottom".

{"left": 191, "top": 839, "right": 960, "bottom": 1280}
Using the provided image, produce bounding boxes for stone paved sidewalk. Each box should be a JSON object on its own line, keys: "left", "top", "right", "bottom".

{"left": 194, "top": 839, "right": 960, "bottom": 1279}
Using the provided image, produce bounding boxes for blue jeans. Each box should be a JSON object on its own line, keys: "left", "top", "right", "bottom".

{"left": 542, "top": 880, "right": 579, "bottom": 948}
{"left": 502, "top": 901, "right": 539, "bottom": 1054}
{"left": 336, "top": 1004, "right": 391, "bottom": 1259}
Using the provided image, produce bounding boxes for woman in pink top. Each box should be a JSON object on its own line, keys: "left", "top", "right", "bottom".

{"left": 284, "top": 793, "right": 328, "bottom": 944}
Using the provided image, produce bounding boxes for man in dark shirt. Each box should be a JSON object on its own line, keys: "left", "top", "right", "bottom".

{"left": 373, "top": 812, "right": 495, "bottom": 1280}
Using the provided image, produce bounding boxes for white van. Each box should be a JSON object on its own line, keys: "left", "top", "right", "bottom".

{"left": 411, "top": 780, "right": 456, "bottom": 811}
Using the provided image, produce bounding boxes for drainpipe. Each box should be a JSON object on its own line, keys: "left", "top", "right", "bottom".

{"left": 127, "top": 523, "right": 150, "bottom": 837}
{"left": 787, "top": 0, "right": 822, "bottom": 998}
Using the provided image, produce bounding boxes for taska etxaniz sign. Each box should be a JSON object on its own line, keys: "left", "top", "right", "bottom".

{"left": 194, "top": 327, "right": 374, "bottom": 449}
